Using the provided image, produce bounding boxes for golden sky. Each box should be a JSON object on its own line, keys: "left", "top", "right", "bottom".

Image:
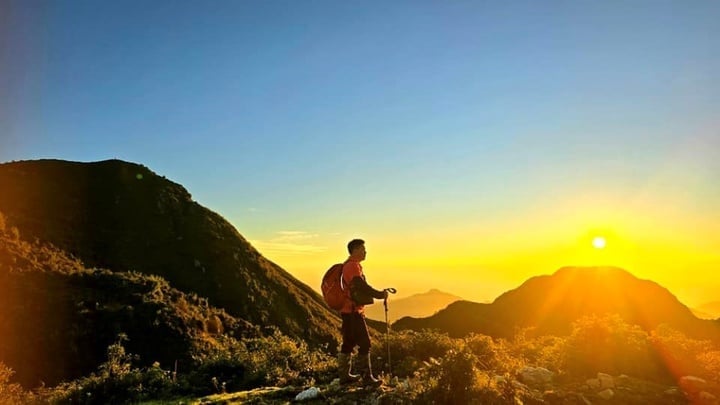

{"left": 246, "top": 185, "right": 720, "bottom": 308}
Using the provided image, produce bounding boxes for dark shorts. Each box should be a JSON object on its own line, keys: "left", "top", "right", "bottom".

{"left": 340, "top": 312, "right": 371, "bottom": 355}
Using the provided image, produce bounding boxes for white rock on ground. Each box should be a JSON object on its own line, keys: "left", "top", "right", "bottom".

{"left": 295, "top": 387, "right": 320, "bottom": 401}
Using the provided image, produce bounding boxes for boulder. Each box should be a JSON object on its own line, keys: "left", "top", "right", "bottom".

{"left": 586, "top": 378, "right": 601, "bottom": 390}
{"left": 616, "top": 374, "right": 631, "bottom": 387}
{"left": 597, "top": 373, "right": 614, "bottom": 389}
{"left": 679, "top": 376, "right": 707, "bottom": 394}
{"left": 597, "top": 389, "right": 614, "bottom": 400}
{"left": 518, "top": 367, "right": 554, "bottom": 386}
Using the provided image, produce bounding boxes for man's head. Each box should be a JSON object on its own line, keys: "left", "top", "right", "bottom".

{"left": 347, "top": 238, "right": 366, "bottom": 261}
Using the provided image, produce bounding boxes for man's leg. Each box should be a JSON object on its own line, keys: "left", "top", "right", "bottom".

{"left": 338, "top": 313, "right": 360, "bottom": 383}
{"left": 352, "top": 313, "right": 381, "bottom": 385}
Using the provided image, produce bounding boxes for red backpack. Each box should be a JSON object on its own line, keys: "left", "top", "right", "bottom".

{"left": 321, "top": 263, "right": 347, "bottom": 310}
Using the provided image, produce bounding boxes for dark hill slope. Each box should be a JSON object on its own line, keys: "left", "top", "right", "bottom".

{"left": 394, "top": 266, "right": 720, "bottom": 340}
{"left": 0, "top": 159, "right": 341, "bottom": 346}
{"left": 0, "top": 212, "right": 259, "bottom": 387}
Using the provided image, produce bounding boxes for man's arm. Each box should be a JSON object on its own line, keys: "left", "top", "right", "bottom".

{"left": 349, "top": 276, "right": 387, "bottom": 300}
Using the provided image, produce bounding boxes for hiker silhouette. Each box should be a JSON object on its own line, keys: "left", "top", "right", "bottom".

{"left": 337, "top": 239, "right": 389, "bottom": 386}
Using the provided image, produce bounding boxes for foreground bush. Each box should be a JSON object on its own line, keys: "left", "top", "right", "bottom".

{"left": 184, "top": 330, "right": 334, "bottom": 395}
{"left": 386, "top": 342, "right": 539, "bottom": 405}
{"left": 377, "top": 329, "right": 455, "bottom": 377}
{"left": 14, "top": 315, "right": 720, "bottom": 403}
{"left": 561, "top": 314, "right": 667, "bottom": 380}
{"left": 43, "top": 330, "right": 334, "bottom": 403}
{"left": 46, "top": 335, "right": 175, "bottom": 404}
{"left": 650, "top": 324, "right": 720, "bottom": 383}
{"left": 0, "top": 362, "right": 34, "bottom": 405}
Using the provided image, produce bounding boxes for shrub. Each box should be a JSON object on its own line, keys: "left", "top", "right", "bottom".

{"left": 0, "top": 362, "right": 32, "bottom": 404}
{"left": 182, "top": 330, "right": 334, "bottom": 396}
{"left": 46, "top": 334, "right": 176, "bottom": 404}
{"left": 465, "top": 333, "right": 524, "bottom": 374}
{"left": 380, "top": 330, "right": 454, "bottom": 377}
{"left": 244, "top": 330, "right": 334, "bottom": 386}
{"left": 562, "top": 314, "right": 665, "bottom": 380}
{"left": 395, "top": 344, "right": 534, "bottom": 405}
{"left": 697, "top": 350, "right": 720, "bottom": 384}
{"left": 510, "top": 328, "right": 565, "bottom": 373}
{"left": 650, "top": 324, "right": 719, "bottom": 382}
{"left": 433, "top": 348, "right": 480, "bottom": 404}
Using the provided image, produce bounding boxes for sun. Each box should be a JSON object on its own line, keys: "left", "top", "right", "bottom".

{"left": 592, "top": 236, "right": 607, "bottom": 249}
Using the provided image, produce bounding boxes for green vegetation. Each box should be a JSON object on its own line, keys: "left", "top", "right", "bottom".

{"left": 2, "top": 314, "right": 708, "bottom": 404}
{"left": 0, "top": 211, "right": 259, "bottom": 388}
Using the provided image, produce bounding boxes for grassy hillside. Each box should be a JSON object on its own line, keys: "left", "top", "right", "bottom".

{"left": 0, "top": 211, "right": 259, "bottom": 387}
{"left": 0, "top": 159, "right": 343, "bottom": 347}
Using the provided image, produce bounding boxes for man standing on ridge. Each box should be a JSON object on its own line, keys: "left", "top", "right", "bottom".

{"left": 337, "top": 238, "right": 388, "bottom": 385}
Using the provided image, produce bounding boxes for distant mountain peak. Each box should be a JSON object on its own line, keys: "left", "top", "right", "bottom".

{"left": 364, "top": 288, "right": 463, "bottom": 322}
{"left": 394, "top": 266, "right": 720, "bottom": 341}
{"left": 420, "top": 288, "right": 461, "bottom": 297}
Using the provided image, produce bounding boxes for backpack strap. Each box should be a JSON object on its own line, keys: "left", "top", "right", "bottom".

{"left": 340, "top": 260, "right": 356, "bottom": 312}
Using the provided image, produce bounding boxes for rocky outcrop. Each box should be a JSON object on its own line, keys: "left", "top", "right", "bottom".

{"left": 518, "top": 366, "right": 554, "bottom": 387}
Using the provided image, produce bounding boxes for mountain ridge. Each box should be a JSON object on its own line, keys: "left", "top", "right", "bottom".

{"left": 0, "top": 159, "right": 344, "bottom": 347}
{"left": 393, "top": 266, "right": 720, "bottom": 340}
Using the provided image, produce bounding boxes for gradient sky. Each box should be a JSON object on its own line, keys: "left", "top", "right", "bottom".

{"left": 2, "top": 1, "right": 719, "bottom": 306}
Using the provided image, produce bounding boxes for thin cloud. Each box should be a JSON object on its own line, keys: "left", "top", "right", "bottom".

{"left": 275, "top": 231, "right": 320, "bottom": 241}
{"left": 250, "top": 231, "right": 327, "bottom": 256}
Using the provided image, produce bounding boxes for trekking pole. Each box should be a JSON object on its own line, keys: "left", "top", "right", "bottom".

{"left": 383, "top": 288, "right": 397, "bottom": 376}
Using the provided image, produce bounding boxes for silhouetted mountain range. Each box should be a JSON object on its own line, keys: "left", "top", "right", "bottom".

{"left": 364, "top": 289, "right": 463, "bottom": 322}
{"left": 394, "top": 266, "right": 720, "bottom": 341}
{"left": 0, "top": 160, "right": 342, "bottom": 348}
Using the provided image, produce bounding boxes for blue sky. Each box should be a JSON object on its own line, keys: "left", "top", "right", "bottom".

{"left": 2, "top": 1, "right": 719, "bottom": 303}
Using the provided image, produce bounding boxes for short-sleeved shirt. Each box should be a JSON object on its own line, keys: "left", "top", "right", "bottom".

{"left": 340, "top": 258, "right": 364, "bottom": 314}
